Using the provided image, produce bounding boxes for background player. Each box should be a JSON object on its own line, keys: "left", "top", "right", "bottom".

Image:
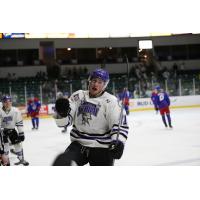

{"left": 0, "top": 96, "right": 29, "bottom": 165}
{"left": 151, "top": 88, "right": 159, "bottom": 114}
{"left": 118, "top": 87, "right": 130, "bottom": 115}
{"left": 53, "top": 68, "right": 129, "bottom": 166}
{"left": 27, "top": 97, "right": 41, "bottom": 130}
{"left": 153, "top": 86, "right": 173, "bottom": 128}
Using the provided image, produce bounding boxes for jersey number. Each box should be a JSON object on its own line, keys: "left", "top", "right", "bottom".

{"left": 158, "top": 93, "right": 164, "bottom": 101}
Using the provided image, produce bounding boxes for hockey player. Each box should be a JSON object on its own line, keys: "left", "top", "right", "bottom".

{"left": 0, "top": 96, "right": 29, "bottom": 165}
{"left": 118, "top": 87, "right": 130, "bottom": 115}
{"left": 53, "top": 68, "right": 129, "bottom": 166}
{"left": 153, "top": 86, "right": 173, "bottom": 128}
{"left": 27, "top": 97, "right": 41, "bottom": 130}
{"left": 151, "top": 88, "right": 159, "bottom": 114}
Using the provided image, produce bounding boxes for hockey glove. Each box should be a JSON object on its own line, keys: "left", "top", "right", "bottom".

{"left": 55, "top": 98, "right": 71, "bottom": 118}
{"left": 18, "top": 132, "right": 25, "bottom": 142}
{"left": 109, "top": 140, "right": 124, "bottom": 159}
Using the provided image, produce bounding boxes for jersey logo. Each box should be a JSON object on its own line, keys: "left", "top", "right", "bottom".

{"left": 158, "top": 93, "right": 165, "bottom": 101}
{"left": 81, "top": 112, "right": 92, "bottom": 125}
{"left": 78, "top": 101, "right": 100, "bottom": 126}
{"left": 2, "top": 116, "right": 13, "bottom": 125}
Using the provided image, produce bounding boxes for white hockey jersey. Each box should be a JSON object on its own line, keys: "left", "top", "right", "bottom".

{"left": 55, "top": 90, "right": 129, "bottom": 148}
{"left": 0, "top": 107, "right": 24, "bottom": 133}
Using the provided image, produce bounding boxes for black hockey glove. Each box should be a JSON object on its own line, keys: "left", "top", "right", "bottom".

{"left": 55, "top": 98, "right": 71, "bottom": 118}
{"left": 18, "top": 132, "right": 25, "bottom": 142}
{"left": 109, "top": 140, "right": 124, "bottom": 159}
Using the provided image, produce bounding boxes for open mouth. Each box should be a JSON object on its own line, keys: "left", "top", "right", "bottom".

{"left": 92, "top": 87, "right": 97, "bottom": 91}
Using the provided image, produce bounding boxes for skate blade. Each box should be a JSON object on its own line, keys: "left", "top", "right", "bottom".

{"left": 14, "top": 161, "right": 29, "bottom": 166}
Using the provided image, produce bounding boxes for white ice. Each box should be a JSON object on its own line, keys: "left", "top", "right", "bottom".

{"left": 11, "top": 107, "right": 200, "bottom": 166}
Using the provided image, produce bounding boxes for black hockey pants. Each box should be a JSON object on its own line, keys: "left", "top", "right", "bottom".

{"left": 53, "top": 141, "right": 114, "bottom": 166}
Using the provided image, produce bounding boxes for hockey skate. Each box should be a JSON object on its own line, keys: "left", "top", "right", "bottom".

{"left": 14, "top": 159, "right": 29, "bottom": 166}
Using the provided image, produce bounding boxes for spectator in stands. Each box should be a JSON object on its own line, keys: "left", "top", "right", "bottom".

{"left": 135, "top": 65, "right": 142, "bottom": 80}
{"left": 162, "top": 67, "right": 170, "bottom": 80}
{"left": 180, "top": 62, "right": 185, "bottom": 71}
{"left": 172, "top": 63, "right": 178, "bottom": 79}
{"left": 140, "top": 64, "right": 148, "bottom": 80}
{"left": 83, "top": 66, "right": 88, "bottom": 75}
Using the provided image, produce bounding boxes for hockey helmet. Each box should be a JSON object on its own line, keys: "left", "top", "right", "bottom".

{"left": 28, "top": 99, "right": 33, "bottom": 104}
{"left": 34, "top": 97, "right": 39, "bottom": 102}
{"left": 2, "top": 95, "right": 12, "bottom": 102}
{"left": 56, "top": 92, "right": 64, "bottom": 99}
{"left": 154, "top": 86, "right": 161, "bottom": 91}
{"left": 88, "top": 68, "right": 110, "bottom": 89}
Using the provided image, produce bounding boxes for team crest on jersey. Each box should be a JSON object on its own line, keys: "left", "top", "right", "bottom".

{"left": 78, "top": 101, "right": 100, "bottom": 126}
{"left": 2, "top": 116, "right": 13, "bottom": 125}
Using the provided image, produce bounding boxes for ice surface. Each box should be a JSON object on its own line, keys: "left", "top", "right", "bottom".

{"left": 11, "top": 107, "right": 200, "bottom": 166}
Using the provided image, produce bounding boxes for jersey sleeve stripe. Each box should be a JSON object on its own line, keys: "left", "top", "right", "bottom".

{"left": 71, "top": 129, "right": 112, "bottom": 140}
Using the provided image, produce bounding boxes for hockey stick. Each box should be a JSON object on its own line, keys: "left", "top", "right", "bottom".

{"left": 110, "top": 98, "right": 125, "bottom": 151}
{"left": 116, "top": 99, "right": 125, "bottom": 142}
{"left": 112, "top": 55, "right": 129, "bottom": 145}
{"left": 124, "top": 54, "right": 130, "bottom": 89}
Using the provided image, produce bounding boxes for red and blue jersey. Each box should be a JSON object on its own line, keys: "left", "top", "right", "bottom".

{"left": 154, "top": 92, "right": 170, "bottom": 109}
{"left": 27, "top": 98, "right": 41, "bottom": 117}
{"left": 118, "top": 90, "right": 130, "bottom": 106}
{"left": 151, "top": 92, "right": 157, "bottom": 106}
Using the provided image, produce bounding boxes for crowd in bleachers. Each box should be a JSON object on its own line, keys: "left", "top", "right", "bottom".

{"left": 1, "top": 62, "right": 200, "bottom": 106}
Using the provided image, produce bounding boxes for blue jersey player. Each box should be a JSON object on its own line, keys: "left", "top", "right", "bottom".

{"left": 151, "top": 86, "right": 173, "bottom": 128}
{"left": 118, "top": 88, "right": 130, "bottom": 115}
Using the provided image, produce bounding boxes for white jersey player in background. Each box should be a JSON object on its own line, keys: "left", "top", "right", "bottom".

{"left": 0, "top": 96, "right": 29, "bottom": 166}
{"left": 53, "top": 68, "right": 129, "bottom": 166}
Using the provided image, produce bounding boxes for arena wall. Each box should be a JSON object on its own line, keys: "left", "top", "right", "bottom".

{"left": 129, "top": 95, "right": 200, "bottom": 112}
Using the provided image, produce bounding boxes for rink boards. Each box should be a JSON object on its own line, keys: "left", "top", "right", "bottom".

{"left": 129, "top": 95, "right": 200, "bottom": 112}
{"left": 18, "top": 95, "right": 200, "bottom": 119}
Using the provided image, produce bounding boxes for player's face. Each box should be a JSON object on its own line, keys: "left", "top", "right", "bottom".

{"left": 3, "top": 100, "right": 12, "bottom": 110}
{"left": 89, "top": 78, "right": 105, "bottom": 97}
{"left": 153, "top": 89, "right": 158, "bottom": 94}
